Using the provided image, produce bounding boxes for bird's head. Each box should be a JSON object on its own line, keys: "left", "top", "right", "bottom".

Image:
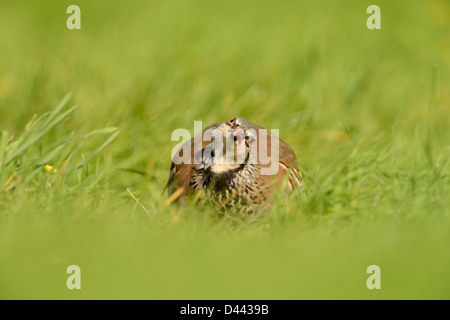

{"left": 206, "top": 117, "right": 257, "bottom": 173}
{"left": 226, "top": 116, "right": 256, "bottom": 147}
{"left": 225, "top": 117, "right": 256, "bottom": 162}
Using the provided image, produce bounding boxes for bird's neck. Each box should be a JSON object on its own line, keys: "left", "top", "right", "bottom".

{"left": 196, "top": 146, "right": 258, "bottom": 192}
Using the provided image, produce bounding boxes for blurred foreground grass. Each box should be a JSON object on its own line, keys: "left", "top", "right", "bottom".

{"left": 0, "top": 0, "right": 449, "bottom": 299}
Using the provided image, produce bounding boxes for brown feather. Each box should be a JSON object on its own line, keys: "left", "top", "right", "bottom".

{"left": 166, "top": 119, "right": 303, "bottom": 211}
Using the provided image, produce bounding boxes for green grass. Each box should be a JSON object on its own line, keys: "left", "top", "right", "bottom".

{"left": 0, "top": 0, "right": 449, "bottom": 299}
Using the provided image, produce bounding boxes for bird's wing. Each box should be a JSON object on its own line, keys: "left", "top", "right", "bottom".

{"left": 250, "top": 122, "right": 303, "bottom": 191}
{"left": 166, "top": 122, "right": 223, "bottom": 199}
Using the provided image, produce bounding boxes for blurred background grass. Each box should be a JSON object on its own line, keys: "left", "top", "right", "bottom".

{"left": 0, "top": 0, "right": 449, "bottom": 299}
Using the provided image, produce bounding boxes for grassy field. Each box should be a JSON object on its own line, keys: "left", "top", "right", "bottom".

{"left": 0, "top": 0, "right": 449, "bottom": 299}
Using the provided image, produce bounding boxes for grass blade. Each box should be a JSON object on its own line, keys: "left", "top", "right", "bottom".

{"left": 0, "top": 131, "right": 10, "bottom": 191}
{"left": 77, "top": 130, "right": 120, "bottom": 169}
{"left": 6, "top": 105, "right": 76, "bottom": 165}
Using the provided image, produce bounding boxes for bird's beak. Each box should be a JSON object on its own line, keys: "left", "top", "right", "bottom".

{"left": 228, "top": 128, "right": 245, "bottom": 144}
